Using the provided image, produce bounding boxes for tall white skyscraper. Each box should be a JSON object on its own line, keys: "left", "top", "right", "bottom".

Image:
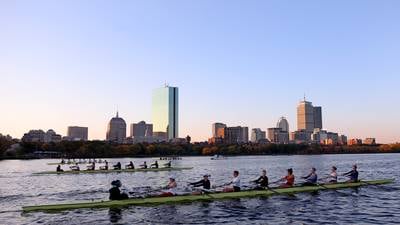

{"left": 152, "top": 85, "right": 179, "bottom": 140}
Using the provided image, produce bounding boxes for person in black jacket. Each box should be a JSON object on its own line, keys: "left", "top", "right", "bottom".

{"left": 189, "top": 175, "right": 211, "bottom": 194}
{"left": 253, "top": 169, "right": 269, "bottom": 189}
{"left": 109, "top": 180, "right": 129, "bottom": 200}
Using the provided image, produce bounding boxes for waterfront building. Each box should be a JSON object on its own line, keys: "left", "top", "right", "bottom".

{"left": 327, "top": 132, "right": 339, "bottom": 145}
{"left": 152, "top": 85, "right": 179, "bottom": 140}
{"left": 313, "top": 106, "right": 323, "bottom": 129}
{"left": 338, "top": 135, "right": 348, "bottom": 145}
{"left": 251, "top": 128, "right": 266, "bottom": 143}
{"left": 348, "top": 138, "right": 363, "bottom": 146}
{"left": 290, "top": 129, "right": 310, "bottom": 144}
{"left": 22, "top": 129, "right": 61, "bottom": 143}
{"left": 277, "top": 117, "right": 290, "bottom": 133}
{"left": 153, "top": 131, "right": 168, "bottom": 142}
{"left": 130, "top": 121, "right": 153, "bottom": 138}
{"left": 267, "top": 128, "right": 289, "bottom": 144}
{"left": 311, "top": 129, "right": 328, "bottom": 144}
{"left": 212, "top": 123, "right": 226, "bottom": 138}
{"left": 106, "top": 112, "right": 126, "bottom": 143}
{"left": 67, "top": 126, "right": 88, "bottom": 141}
{"left": 224, "top": 126, "right": 249, "bottom": 144}
{"left": 363, "top": 138, "right": 376, "bottom": 145}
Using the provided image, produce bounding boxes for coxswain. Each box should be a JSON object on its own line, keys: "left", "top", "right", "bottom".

{"left": 223, "top": 171, "right": 241, "bottom": 192}
{"left": 252, "top": 169, "right": 269, "bottom": 189}
{"left": 343, "top": 164, "right": 359, "bottom": 182}
{"left": 109, "top": 180, "right": 129, "bottom": 200}
{"left": 151, "top": 160, "right": 159, "bottom": 169}
{"left": 159, "top": 177, "right": 177, "bottom": 197}
{"left": 279, "top": 168, "right": 295, "bottom": 188}
{"left": 301, "top": 167, "right": 318, "bottom": 186}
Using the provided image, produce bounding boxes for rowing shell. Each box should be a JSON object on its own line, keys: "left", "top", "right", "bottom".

{"left": 33, "top": 167, "right": 193, "bottom": 175}
{"left": 22, "top": 179, "right": 394, "bottom": 212}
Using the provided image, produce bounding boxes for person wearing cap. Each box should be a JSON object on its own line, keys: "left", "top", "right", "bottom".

{"left": 343, "top": 164, "right": 359, "bottom": 182}
{"left": 223, "top": 171, "right": 241, "bottom": 192}
{"left": 301, "top": 167, "right": 318, "bottom": 186}
{"left": 159, "top": 177, "right": 177, "bottom": 197}
{"left": 252, "top": 169, "right": 269, "bottom": 189}
{"left": 109, "top": 180, "right": 129, "bottom": 200}
{"left": 279, "top": 168, "right": 295, "bottom": 188}
{"left": 189, "top": 175, "right": 211, "bottom": 190}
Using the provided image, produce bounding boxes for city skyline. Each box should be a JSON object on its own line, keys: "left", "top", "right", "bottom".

{"left": 1, "top": 1, "right": 400, "bottom": 143}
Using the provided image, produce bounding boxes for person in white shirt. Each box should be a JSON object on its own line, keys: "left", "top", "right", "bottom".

{"left": 159, "top": 177, "right": 177, "bottom": 197}
{"left": 328, "top": 166, "right": 338, "bottom": 183}
{"left": 223, "top": 171, "right": 241, "bottom": 192}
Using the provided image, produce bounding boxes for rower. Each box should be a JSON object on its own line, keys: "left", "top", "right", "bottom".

{"left": 328, "top": 166, "right": 338, "bottom": 183}
{"left": 279, "top": 168, "right": 295, "bottom": 188}
{"left": 301, "top": 167, "right": 318, "bottom": 186}
{"left": 150, "top": 160, "right": 159, "bottom": 169}
{"left": 61, "top": 159, "right": 65, "bottom": 164}
{"left": 56, "top": 165, "right": 63, "bottom": 172}
{"left": 164, "top": 161, "right": 172, "bottom": 168}
{"left": 125, "top": 161, "right": 134, "bottom": 169}
{"left": 189, "top": 174, "right": 211, "bottom": 190}
{"left": 70, "top": 163, "right": 80, "bottom": 171}
{"left": 100, "top": 160, "right": 109, "bottom": 170}
{"left": 140, "top": 161, "right": 147, "bottom": 169}
{"left": 252, "top": 169, "right": 269, "bottom": 189}
{"left": 159, "top": 177, "right": 177, "bottom": 197}
{"left": 87, "top": 162, "right": 95, "bottom": 171}
{"left": 223, "top": 171, "right": 241, "bottom": 192}
{"left": 109, "top": 180, "right": 129, "bottom": 200}
{"left": 113, "top": 162, "right": 122, "bottom": 170}
{"left": 343, "top": 164, "right": 359, "bottom": 182}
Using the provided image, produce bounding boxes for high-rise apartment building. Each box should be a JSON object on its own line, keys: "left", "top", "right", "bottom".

{"left": 212, "top": 123, "right": 226, "bottom": 138}
{"left": 67, "top": 126, "right": 88, "bottom": 141}
{"left": 152, "top": 85, "right": 179, "bottom": 140}
{"left": 106, "top": 112, "right": 126, "bottom": 143}
{"left": 251, "top": 128, "right": 266, "bottom": 143}
{"left": 130, "top": 121, "right": 153, "bottom": 137}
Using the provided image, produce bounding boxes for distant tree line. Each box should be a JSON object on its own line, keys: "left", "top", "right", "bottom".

{"left": 1, "top": 140, "right": 398, "bottom": 159}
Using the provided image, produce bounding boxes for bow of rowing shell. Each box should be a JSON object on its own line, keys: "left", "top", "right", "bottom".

{"left": 22, "top": 179, "right": 394, "bottom": 213}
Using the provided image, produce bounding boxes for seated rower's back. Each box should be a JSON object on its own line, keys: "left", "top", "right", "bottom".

{"left": 302, "top": 167, "right": 318, "bottom": 186}
{"left": 109, "top": 180, "right": 129, "bottom": 200}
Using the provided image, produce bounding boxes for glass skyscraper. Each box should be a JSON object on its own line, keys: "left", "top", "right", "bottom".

{"left": 152, "top": 86, "right": 179, "bottom": 140}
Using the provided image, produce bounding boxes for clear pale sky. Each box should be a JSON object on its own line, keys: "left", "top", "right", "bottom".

{"left": 1, "top": 1, "right": 399, "bottom": 143}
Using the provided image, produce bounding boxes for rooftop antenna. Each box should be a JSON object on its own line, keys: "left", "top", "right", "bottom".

{"left": 303, "top": 93, "right": 306, "bottom": 101}
{"left": 116, "top": 106, "right": 119, "bottom": 118}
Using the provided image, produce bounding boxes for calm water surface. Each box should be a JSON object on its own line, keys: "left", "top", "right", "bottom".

{"left": 0, "top": 154, "right": 399, "bottom": 225}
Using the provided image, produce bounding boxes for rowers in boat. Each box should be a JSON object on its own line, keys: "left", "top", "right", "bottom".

{"left": 189, "top": 174, "right": 211, "bottom": 194}
{"left": 56, "top": 165, "right": 63, "bottom": 172}
{"left": 223, "top": 171, "right": 241, "bottom": 192}
{"left": 113, "top": 162, "right": 122, "bottom": 170}
{"left": 279, "top": 168, "right": 295, "bottom": 188}
{"left": 252, "top": 169, "right": 269, "bottom": 189}
{"left": 301, "top": 167, "right": 318, "bottom": 186}
{"left": 109, "top": 180, "right": 129, "bottom": 200}
{"left": 150, "top": 161, "right": 159, "bottom": 168}
{"left": 100, "top": 160, "right": 109, "bottom": 170}
{"left": 140, "top": 161, "right": 148, "bottom": 169}
{"left": 159, "top": 177, "right": 177, "bottom": 197}
{"left": 125, "top": 161, "right": 134, "bottom": 169}
{"left": 70, "top": 163, "right": 80, "bottom": 171}
{"left": 343, "top": 164, "right": 359, "bottom": 182}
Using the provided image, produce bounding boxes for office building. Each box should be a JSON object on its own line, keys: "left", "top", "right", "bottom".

{"left": 311, "top": 129, "right": 328, "bottom": 144}
{"left": 290, "top": 129, "right": 310, "bottom": 144}
{"left": 212, "top": 123, "right": 226, "bottom": 138}
{"left": 363, "top": 138, "right": 376, "bottom": 145}
{"left": 224, "top": 126, "right": 248, "bottom": 144}
{"left": 297, "top": 100, "right": 315, "bottom": 133}
{"left": 22, "top": 129, "right": 61, "bottom": 143}
{"left": 106, "top": 112, "right": 126, "bottom": 143}
{"left": 152, "top": 85, "right": 179, "bottom": 140}
{"left": 313, "top": 106, "right": 322, "bottom": 129}
{"left": 268, "top": 128, "right": 289, "bottom": 144}
{"left": 130, "top": 121, "right": 153, "bottom": 137}
{"left": 338, "top": 135, "right": 348, "bottom": 145}
{"left": 277, "top": 117, "right": 290, "bottom": 133}
{"left": 348, "top": 138, "right": 362, "bottom": 146}
{"left": 251, "top": 128, "right": 266, "bottom": 143}
{"left": 67, "top": 126, "right": 88, "bottom": 141}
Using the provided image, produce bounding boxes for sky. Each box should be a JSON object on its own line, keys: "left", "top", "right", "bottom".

{"left": 1, "top": 0, "right": 399, "bottom": 143}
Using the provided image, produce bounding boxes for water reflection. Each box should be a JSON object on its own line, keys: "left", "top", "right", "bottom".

{"left": 108, "top": 208, "right": 122, "bottom": 223}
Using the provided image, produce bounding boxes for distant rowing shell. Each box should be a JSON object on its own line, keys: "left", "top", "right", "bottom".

{"left": 33, "top": 167, "right": 193, "bottom": 175}
{"left": 22, "top": 179, "right": 394, "bottom": 212}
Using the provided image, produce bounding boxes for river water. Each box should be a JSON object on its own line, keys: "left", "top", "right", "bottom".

{"left": 0, "top": 154, "right": 399, "bottom": 225}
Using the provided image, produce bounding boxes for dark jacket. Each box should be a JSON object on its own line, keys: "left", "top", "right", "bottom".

{"left": 254, "top": 176, "right": 269, "bottom": 187}
{"left": 109, "top": 187, "right": 128, "bottom": 200}
{"left": 190, "top": 179, "right": 211, "bottom": 189}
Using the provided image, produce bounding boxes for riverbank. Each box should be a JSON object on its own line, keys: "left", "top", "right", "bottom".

{"left": 1, "top": 141, "right": 399, "bottom": 160}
